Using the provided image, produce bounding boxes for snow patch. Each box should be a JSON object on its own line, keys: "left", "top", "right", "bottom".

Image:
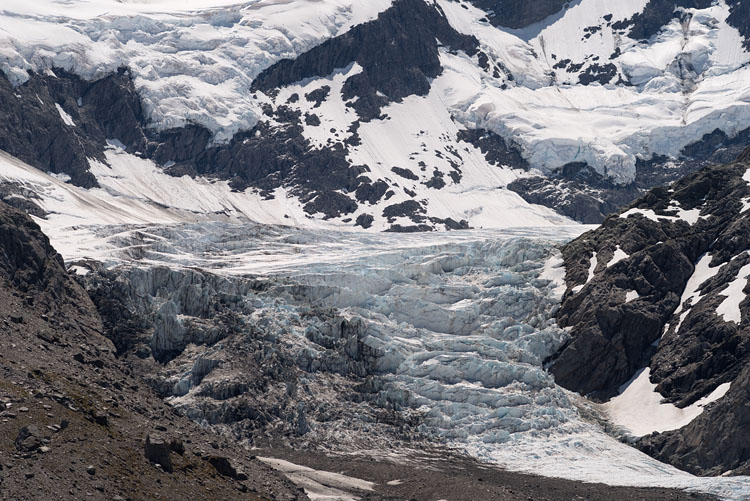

{"left": 716, "top": 258, "right": 750, "bottom": 324}
{"left": 539, "top": 253, "right": 566, "bottom": 299}
{"left": 607, "top": 246, "right": 629, "bottom": 268}
{"left": 259, "top": 457, "right": 374, "bottom": 501}
{"left": 672, "top": 253, "right": 724, "bottom": 334}
{"left": 603, "top": 368, "right": 732, "bottom": 437}
{"left": 571, "top": 251, "right": 597, "bottom": 293}
{"left": 620, "top": 204, "right": 704, "bottom": 225}
{"left": 55, "top": 103, "right": 75, "bottom": 126}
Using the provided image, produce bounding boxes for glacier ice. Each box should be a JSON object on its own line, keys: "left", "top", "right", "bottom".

{"left": 62, "top": 219, "right": 750, "bottom": 500}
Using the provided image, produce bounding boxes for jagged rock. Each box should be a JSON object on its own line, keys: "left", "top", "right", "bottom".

{"left": 457, "top": 129, "right": 527, "bottom": 171}
{"left": 144, "top": 434, "right": 174, "bottom": 473}
{"left": 466, "top": 0, "right": 568, "bottom": 29}
{"left": 613, "top": 0, "right": 714, "bottom": 42}
{"left": 0, "top": 68, "right": 146, "bottom": 188}
{"left": 169, "top": 439, "right": 185, "bottom": 456}
{"left": 206, "top": 456, "right": 238, "bottom": 479}
{"left": 14, "top": 425, "right": 44, "bottom": 452}
{"left": 638, "top": 363, "right": 750, "bottom": 476}
{"left": 547, "top": 150, "right": 750, "bottom": 474}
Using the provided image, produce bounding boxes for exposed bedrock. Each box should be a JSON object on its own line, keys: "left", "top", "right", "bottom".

{"left": 465, "top": 0, "right": 569, "bottom": 29}
{"left": 251, "top": 0, "right": 479, "bottom": 121}
{"left": 509, "top": 128, "right": 750, "bottom": 224}
{"left": 546, "top": 151, "right": 750, "bottom": 475}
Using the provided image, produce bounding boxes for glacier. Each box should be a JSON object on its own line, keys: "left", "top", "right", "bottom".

{"left": 62, "top": 219, "right": 750, "bottom": 500}
{"left": 0, "top": 145, "right": 748, "bottom": 498}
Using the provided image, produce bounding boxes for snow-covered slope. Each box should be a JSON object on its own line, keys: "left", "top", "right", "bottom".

{"left": 3, "top": 0, "right": 750, "bottom": 229}
{"left": 0, "top": 0, "right": 393, "bottom": 141}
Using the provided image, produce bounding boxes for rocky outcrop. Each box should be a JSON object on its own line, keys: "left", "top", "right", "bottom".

{"left": 510, "top": 129, "right": 750, "bottom": 224}
{"left": 0, "top": 68, "right": 145, "bottom": 188}
{"left": 466, "top": 0, "right": 569, "bottom": 29}
{"left": 0, "top": 201, "right": 305, "bottom": 499}
{"left": 613, "top": 0, "right": 714, "bottom": 42}
{"left": 251, "top": 0, "right": 479, "bottom": 121}
{"left": 457, "top": 129, "right": 528, "bottom": 171}
{"left": 546, "top": 151, "right": 750, "bottom": 475}
{"left": 639, "top": 363, "right": 750, "bottom": 476}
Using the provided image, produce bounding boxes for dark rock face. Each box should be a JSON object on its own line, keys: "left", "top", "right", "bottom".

{"left": 509, "top": 163, "right": 640, "bottom": 224}
{"left": 466, "top": 0, "right": 568, "bottom": 29}
{"left": 0, "top": 197, "right": 74, "bottom": 294}
{"left": 391, "top": 166, "right": 419, "bottom": 181}
{"left": 549, "top": 159, "right": 748, "bottom": 397}
{"left": 546, "top": 152, "right": 750, "bottom": 475}
{"left": 251, "top": 0, "right": 479, "bottom": 121}
{"left": 144, "top": 434, "right": 174, "bottom": 473}
{"left": 457, "top": 129, "right": 527, "bottom": 171}
{"left": 613, "top": 0, "right": 714, "bottom": 41}
{"left": 15, "top": 425, "right": 46, "bottom": 453}
{"left": 578, "top": 63, "right": 617, "bottom": 85}
{"left": 206, "top": 456, "right": 238, "bottom": 479}
{"left": 0, "top": 68, "right": 145, "bottom": 188}
{"left": 727, "top": 0, "right": 750, "bottom": 49}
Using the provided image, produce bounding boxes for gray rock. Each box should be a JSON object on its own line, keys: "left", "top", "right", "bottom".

{"left": 206, "top": 456, "right": 238, "bottom": 479}
{"left": 14, "top": 425, "right": 44, "bottom": 452}
{"left": 144, "top": 434, "right": 173, "bottom": 473}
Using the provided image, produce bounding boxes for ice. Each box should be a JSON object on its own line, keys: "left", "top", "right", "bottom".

{"left": 603, "top": 368, "right": 732, "bottom": 437}
{"left": 716, "top": 257, "right": 750, "bottom": 324}
{"left": 437, "top": 0, "right": 750, "bottom": 183}
{"left": 0, "top": 0, "right": 393, "bottom": 142}
{"left": 259, "top": 457, "right": 375, "bottom": 500}
{"left": 625, "top": 290, "right": 639, "bottom": 303}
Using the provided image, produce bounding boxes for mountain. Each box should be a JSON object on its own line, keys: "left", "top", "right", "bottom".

{"left": 2, "top": 0, "right": 750, "bottom": 498}
{"left": 3, "top": 0, "right": 750, "bottom": 229}
{"left": 547, "top": 149, "right": 750, "bottom": 476}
